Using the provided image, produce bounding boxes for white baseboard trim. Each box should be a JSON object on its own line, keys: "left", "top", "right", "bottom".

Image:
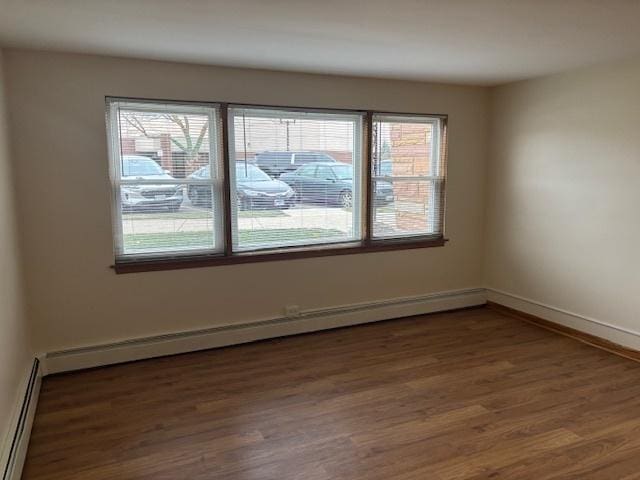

{"left": 486, "top": 288, "right": 640, "bottom": 351}
{"left": 43, "top": 288, "right": 486, "bottom": 374}
{"left": 1, "top": 359, "right": 41, "bottom": 480}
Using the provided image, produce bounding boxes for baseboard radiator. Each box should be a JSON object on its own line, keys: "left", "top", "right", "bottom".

{"left": 2, "top": 359, "right": 40, "bottom": 480}
{"left": 42, "top": 287, "right": 487, "bottom": 374}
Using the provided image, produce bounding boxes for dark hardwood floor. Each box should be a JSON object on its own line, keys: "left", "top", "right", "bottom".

{"left": 23, "top": 306, "right": 640, "bottom": 479}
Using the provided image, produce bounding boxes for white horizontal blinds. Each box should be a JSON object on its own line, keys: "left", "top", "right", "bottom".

{"left": 108, "top": 100, "right": 224, "bottom": 259}
{"left": 371, "top": 114, "right": 445, "bottom": 239}
{"left": 228, "top": 107, "right": 364, "bottom": 252}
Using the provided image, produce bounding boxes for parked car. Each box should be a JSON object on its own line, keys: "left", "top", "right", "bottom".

{"left": 120, "top": 155, "right": 183, "bottom": 212}
{"left": 373, "top": 159, "right": 393, "bottom": 177}
{"left": 188, "top": 163, "right": 295, "bottom": 210}
{"left": 254, "top": 150, "right": 337, "bottom": 178}
{"left": 280, "top": 162, "right": 394, "bottom": 208}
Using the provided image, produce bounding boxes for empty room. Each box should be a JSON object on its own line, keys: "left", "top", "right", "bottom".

{"left": 1, "top": 1, "right": 640, "bottom": 479}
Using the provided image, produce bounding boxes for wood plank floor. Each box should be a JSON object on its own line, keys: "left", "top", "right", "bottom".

{"left": 22, "top": 306, "right": 640, "bottom": 480}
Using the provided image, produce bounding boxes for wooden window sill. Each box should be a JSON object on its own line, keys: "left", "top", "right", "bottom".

{"left": 112, "top": 237, "right": 447, "bottom": 274}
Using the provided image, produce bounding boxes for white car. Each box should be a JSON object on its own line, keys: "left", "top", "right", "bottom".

{"left": 120, "top": 155, "right": 183, "bottom": 212}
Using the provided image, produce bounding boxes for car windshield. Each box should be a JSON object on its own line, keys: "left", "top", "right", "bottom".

{"left": 236, "top": 164, "right": 271, "bottom": 181}
{"left": 333, "top": 164, "right": 352, "bottom": 180}
{"left": 194, "top": 166, "right": 210, "bottom": 178}
{"left": 123, "top": 157, "right": 164, "bottom": 176}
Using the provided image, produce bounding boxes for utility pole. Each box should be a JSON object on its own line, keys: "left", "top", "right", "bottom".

{"left": 279, "top": 118, "right": 296, "bottom": 151}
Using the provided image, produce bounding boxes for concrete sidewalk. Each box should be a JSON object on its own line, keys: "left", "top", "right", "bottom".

{"left": 121, "top": 205, "right": 361, "bottom": 235}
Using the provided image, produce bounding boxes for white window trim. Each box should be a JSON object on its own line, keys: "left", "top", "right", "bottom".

{"left": 227, "top": 106, "right": 365, "bottom": 253}
{"left": 104, "top": 99, "right": 448, "bottom": 270}
{"left": 370, "top": 114, "right": 444, "bottom": 240}
{"left": 106, "top": 98, "right": 225, "bottom": 260}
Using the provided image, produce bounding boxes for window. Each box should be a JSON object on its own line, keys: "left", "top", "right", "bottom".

{"left": 371, "top": 114, "right": 446, "bottom": 239}
{"left": 228, "top": 107, "right": 363, "bottom": 252}
{"left": 106, "top": 98, "right": 447, "bottom": 272}
{"left": 107, "top": 100, "right": 224, "bottom": 260}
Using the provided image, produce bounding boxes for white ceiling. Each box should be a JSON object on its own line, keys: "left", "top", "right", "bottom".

{"left": 1, "top": 0, "right": 640, "bottom": 86}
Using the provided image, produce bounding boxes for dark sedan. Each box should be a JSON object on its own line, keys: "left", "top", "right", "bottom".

{"left": 280, "top": 162, "right": 394, "bottom": 208}
{"left": 188, "top": 163, "right": 295, "bottom": 209}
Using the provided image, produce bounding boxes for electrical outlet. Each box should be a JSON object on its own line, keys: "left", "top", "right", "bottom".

{"left": 284, "top": 305, "right": 301, "bottom": 317}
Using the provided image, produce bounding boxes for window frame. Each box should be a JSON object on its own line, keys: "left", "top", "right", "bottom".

{"left": 107, "top": 99, "right": 225, "bottom": 261}
{"left": 107, "top": 97, "right": 448, "bottom": 273}
{"left": 369, "top": 114, "right": 446, "bottom": 241}
{"left": 226, "top": 105, "right": 365, "bottom": 253}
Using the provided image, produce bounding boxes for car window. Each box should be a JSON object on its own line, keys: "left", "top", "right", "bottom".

{"left": 297, "top": 164, "right": 316, "bottom": 177}
{"left": 256, "top": 152, "right": 290, "bottom": 165}
{"left": 315, "top": 166, "right": 336, "bottom": 180}
{"left": 294, "top": 153, "right": 317, "bottom": 165}
{"left": 276, "top": 152, "right": 293, "bottom": 165}
{"left": 122, "top": 157, "right": 164, "bottom": 176}
{"left": 236, "top": 164, "right": 271, "bottom": 181}
{"left": 193, "top": 166, "right": 210, "bottom": 178}
{"left": 332, "top": 164, "right": 352, "bottom": 180}
{"left": 319, "top": 154, "right": 336, "bottom": 162}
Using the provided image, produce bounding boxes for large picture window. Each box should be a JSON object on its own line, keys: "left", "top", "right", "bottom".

{"left": 228, "top": 107, "right": 363, "bottom": 252}
{"left": 106, "top": 98, "right": 447, "bottom": 272}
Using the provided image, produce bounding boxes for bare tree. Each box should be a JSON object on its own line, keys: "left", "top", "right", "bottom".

{"left": 122, "top": 113, "right": 208, "bottom": 170}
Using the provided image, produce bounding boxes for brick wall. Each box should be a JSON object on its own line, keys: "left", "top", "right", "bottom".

{"left": 389, "top": 123, "right": 433, "bottom": 230}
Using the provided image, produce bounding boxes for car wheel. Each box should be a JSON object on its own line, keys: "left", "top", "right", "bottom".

{"left": 237, "top": 195, "right": 251, "bottom": 211}
{"left": 187, "top": 187, "right": 196, "bottom": 205}
{"left": 190, "top": 188, "right": 201, "bottom": 206}
{"left": 339, "top": 190, "right": 353, "bottom": 209}
{"left": 291, "top": 188, "right": 301, "bottom": 205}
{"left": 281, "top": 199, "right": 293, "bottom": 210}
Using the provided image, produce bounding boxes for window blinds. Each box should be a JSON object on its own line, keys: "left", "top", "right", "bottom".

{"left": 228, "top": 107, "right": 364, "bottom": 252}
{"left": 371, "top": 114, "right": 445, "bottom": 239}
{"left": 106, "top": 98, "right": 447, "bottom": 264}
{"left": 108, "top": 100, "right": 224, "bottom": 260}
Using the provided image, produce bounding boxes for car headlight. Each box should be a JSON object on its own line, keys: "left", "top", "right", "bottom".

{"left": 284, "top": 188, "right": 294, "bottom": 197}
{"left": 242, "top": 189, "right": 262, "bottom": 197}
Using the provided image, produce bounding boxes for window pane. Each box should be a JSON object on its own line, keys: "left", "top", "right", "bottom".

{"left": 121, "top": 189, "right": 216, "bottom": 255}
{"left": 373, "top": 179, "right": 444, "bottom": 237}
{"left": 110, "top": 101, "right": 223, "bottom": 259}
{"left": 371, "top": 115, "right": 445, "bottom": 239}
{"left": 229, "top": 108, "right": 363, "bottom": 252}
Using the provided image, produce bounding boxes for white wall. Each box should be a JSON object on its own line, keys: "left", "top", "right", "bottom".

{"left": 0, "top": 49, "right": 32, "bottom": 462}
{"left": 2, "top": 49, "right": 489, "bottom": 353}
{"left": 485, "top": 56, "right": 640, "bottom": 343}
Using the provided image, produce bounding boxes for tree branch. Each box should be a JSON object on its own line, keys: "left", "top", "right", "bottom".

{"left": 122, "top": 114, "right": 150, "bottom": 138}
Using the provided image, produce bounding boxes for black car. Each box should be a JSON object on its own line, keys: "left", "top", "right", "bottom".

{"left": 280, "top": 162, "right": 394, "bottom": 208}
{"left": 120, "top": 155, "right": 183, "bottom": 212}
{"left": 188, "top": 163, "right": 295, "bottom": 209}
{"left": 254, "top": 151, "right": 337, "bottom": 178}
